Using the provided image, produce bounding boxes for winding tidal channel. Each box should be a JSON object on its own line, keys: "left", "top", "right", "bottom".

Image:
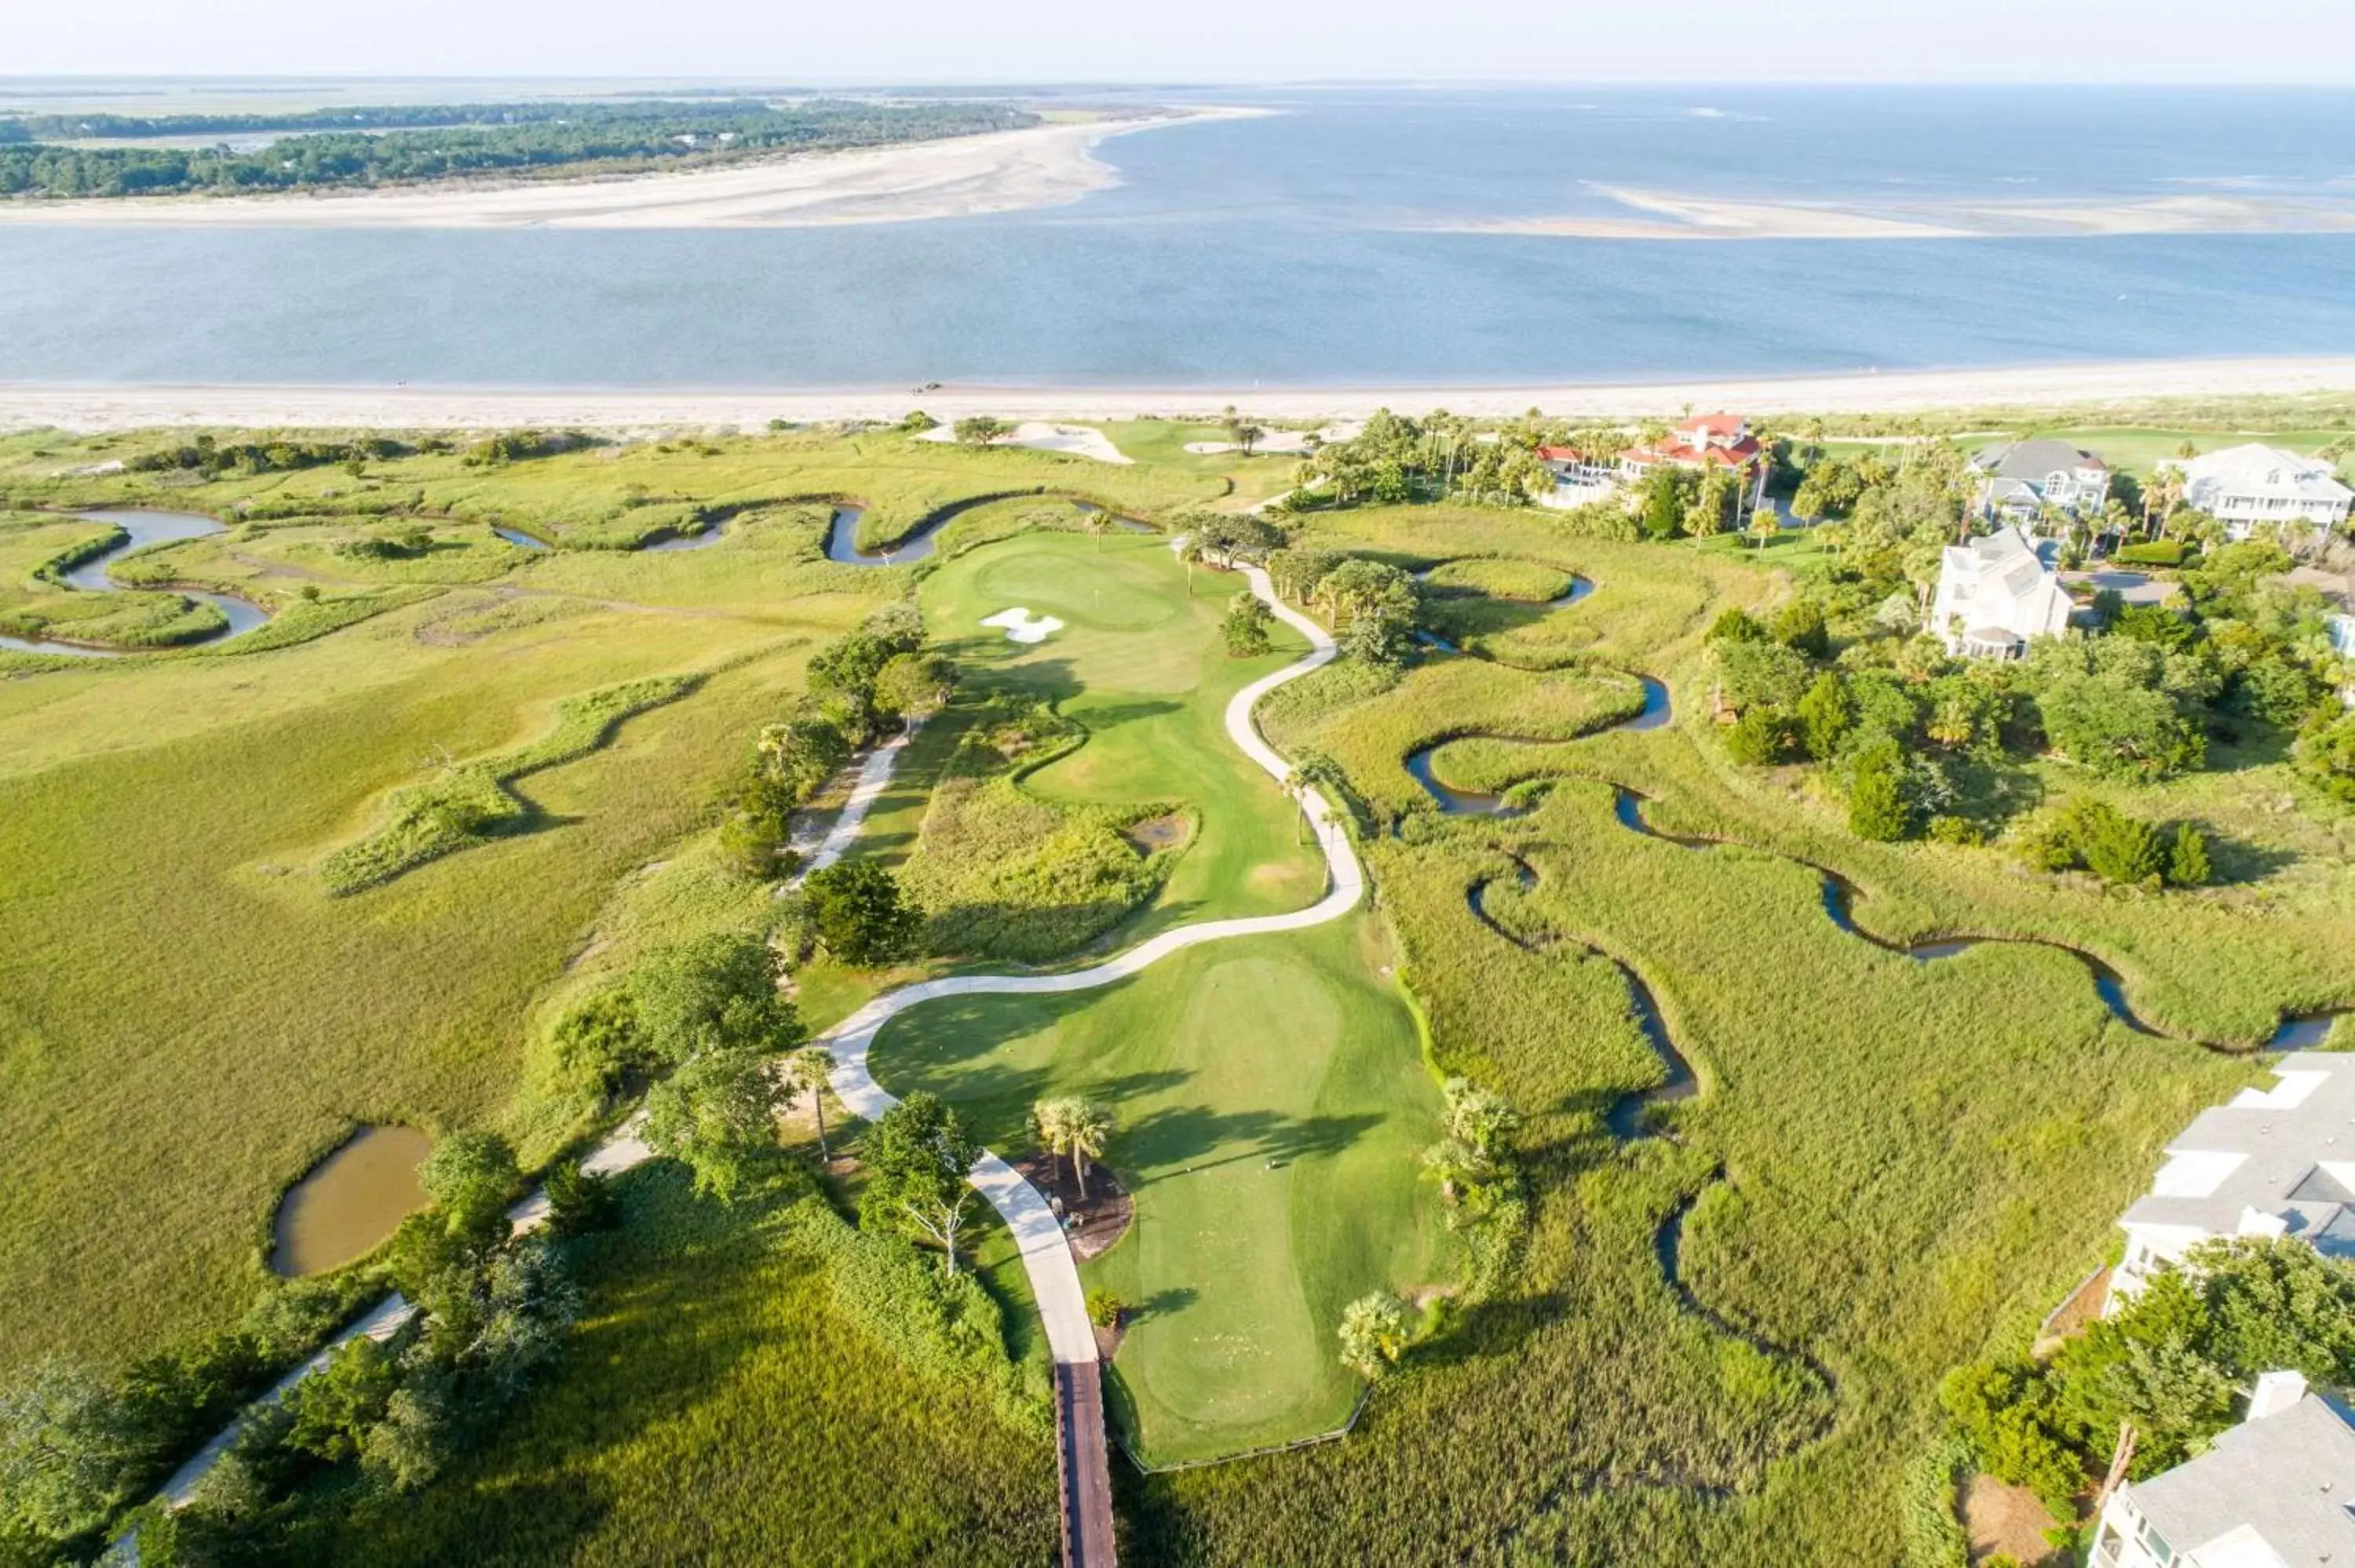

{"left": 0, "top": 509, "right": 267, "bottom": 657}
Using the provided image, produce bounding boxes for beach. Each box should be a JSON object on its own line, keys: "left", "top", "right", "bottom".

{"left": 7, "top": 357, "right": 2355, "bottom": 432}
{"left": 0, "top": 109, "right": 1258, "bottom": 230}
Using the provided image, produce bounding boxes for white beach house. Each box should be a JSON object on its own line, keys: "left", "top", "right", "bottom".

{"left": 2104, "top": 1052, "right": 2355, "bottom": 1313}
{"left": 1968, "top": 438, "right": 2112, "bottom": 526}
{"left": 2090, "top": 1372, "right": 2355, "bottom": 1568}
{"left": 2179, "top": 444, "right": 2354, "bottom": 541}
{"left": 1929, "top": 525, "right": 2075, "bottom": 658}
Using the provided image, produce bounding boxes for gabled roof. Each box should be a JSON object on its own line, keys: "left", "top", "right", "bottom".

{"left": 1681, "top": 412, "right": 1747, "bottom": 439}
{"left": 1970, "top": 438, "right": 2109, "bottom": 480}
{"left": 2122, "top": 1055, "right": 2355, "bottom": 1253}
{"left": 2183, "top": 444, "right": 2355, "bottom": 505}
{"left": 2126, "top": 1394, "right": 2355, "bottom": 1567}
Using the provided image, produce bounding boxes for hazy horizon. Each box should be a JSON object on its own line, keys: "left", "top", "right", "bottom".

{"left": 9, "top": 0, "right": 2355, "bottom": 88}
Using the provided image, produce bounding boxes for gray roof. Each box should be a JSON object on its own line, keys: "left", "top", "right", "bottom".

{"left": 1970, "top": 438, "right": 2108, "bottom": 480}
{"left": 2126, "top": 1395, "right": 2355, "bottom": 1566}
{"left": 2123, "top": 1053, "right": 2355, "bottom": 1255}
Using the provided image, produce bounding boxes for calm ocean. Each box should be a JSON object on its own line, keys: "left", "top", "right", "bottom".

{"left": 0, "top": 86, "right": 2350, "bottom": 388}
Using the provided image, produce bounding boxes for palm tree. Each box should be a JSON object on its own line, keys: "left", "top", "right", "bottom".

{"left": 792, "top": 1045, "right": 837, "bottom": 1162}
{"left": 1031, "top": 1098, "right": 1072, "bottom": 1185}
{"left": 1063, "top": 1099, "right": 1114, "bottom": 1201}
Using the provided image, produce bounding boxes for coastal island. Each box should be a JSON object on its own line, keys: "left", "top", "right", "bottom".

{"left": 0, "top": 100, "right": 1251, "bottom": 228}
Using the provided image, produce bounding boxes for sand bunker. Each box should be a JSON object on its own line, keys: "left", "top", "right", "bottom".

{"left": 982, "top": 607, "right": 1064, "bottom": 644}
{"left": 918, "top": 420, "right": 1133, "bottom": 464}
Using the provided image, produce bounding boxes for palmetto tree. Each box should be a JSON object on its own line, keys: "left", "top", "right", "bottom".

{"left": 1031, "top": 1097, "right": 1072, "bottom": 1185}
{"left": 790, "top": 1045, "right": 836, "bottom": 1161}
{"left": 1063, "top": 1099, "right": 1113, "bottom": 1200}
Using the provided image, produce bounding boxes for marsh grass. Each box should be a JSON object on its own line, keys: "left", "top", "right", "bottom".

{"left": 318, "top": 673, "right": 705, "bottom": 894}
{"left": 313, "top": 1164, "right": 1057, "bottom": 1566}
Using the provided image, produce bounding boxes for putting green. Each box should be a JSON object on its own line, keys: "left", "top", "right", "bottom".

{"left": 868, "top": 915, "right": 1446, "bottom": 1462}
{"left": 912, "top": 532, "right": 1326, "bottom": 933}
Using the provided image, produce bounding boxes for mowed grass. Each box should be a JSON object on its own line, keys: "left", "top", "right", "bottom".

{"left": 867, "top": 915, "right": 1448, "bottom": 1464}
{"left": 910, "top": 532, "right": 1326, "bottom": 939}
{"left": 319, "top": 1165, "right": 1057, "bottom": 1567}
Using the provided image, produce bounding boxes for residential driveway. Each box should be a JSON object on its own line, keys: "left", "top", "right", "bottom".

{"left": 2064, "top": 569, "right": 2171, "bottom": 607}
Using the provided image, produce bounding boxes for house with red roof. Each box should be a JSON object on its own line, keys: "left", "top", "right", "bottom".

{"left": 1617, "top": 414, "right": 1773, "bottom": 514}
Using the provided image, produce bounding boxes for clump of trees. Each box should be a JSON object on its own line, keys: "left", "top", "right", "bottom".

{"left": 1338, "top": 1291, "right": 1417, "bottom": 1381}
{"left": 1221, "top": 590, "right": 1273, "bottom": 657}
{"left": 1286, "top": 409, "right": 1552, "bottom": 510}
{"left": 798, "top": 861, "right": 918, "bottom": 968}
{"left": 1420, "top": 1077, "right": 1518, "bottom": 1222}
{"left": 93, "top": 1137, "right": 599, "bottom": 1562}
{"left": 719, "top": 606, "right": 952, "bottom": 880}
{"left": 1943, "top": 1238, "right": 2355, "bottom": 1516}
{"left": 2018, "top": 797, "right": 2211, "bottom": 888}
{"left": 130, "top": 434, "right": 411, "bottom": 476}
{"left": 334, "top": 523, "right": 437, "bottom": 562}
{"left": 858, "top": 1093, "right": 981, "bottom": 1277}
{"left": 1703, "top": 506, "right": 2353, "bottom": 847}
{"left": 1264, "top": 548, "right": 1419, "bottom": 665}
{"left": 462, "top": 429, "right": 595, "bottom": 466}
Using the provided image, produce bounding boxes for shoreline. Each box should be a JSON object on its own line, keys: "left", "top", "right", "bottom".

{"left": 0, "top": 108, "right": 1261, "bottom": 230}
{"left": 7, "top": 357, "right": 2355, "bottom": 431}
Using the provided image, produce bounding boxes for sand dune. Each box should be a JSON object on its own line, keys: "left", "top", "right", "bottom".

{"left": 0, "top": 109, "right": 1261, "bottom": 230}
{"left": 8, "top": 358, "right": 2355, "bottom": 434}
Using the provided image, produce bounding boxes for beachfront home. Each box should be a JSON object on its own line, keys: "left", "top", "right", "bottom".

{"left": 2090, "top": 1371, "right": 2355, "bottom": 1568}
{"left": 1928, "top": 525, "right": 2075, "bottom": 658}
{"left": 1967, "top": 439, "right": 2112, "bottom": 526}
{"left": 2104, "top": 1052, "right": 2355, "bottom": 1313}
{"left": 1535, "top": 443, "right": 1619, "bottom": 510}
{"left": 1617, "top": 414, "right": 1772, "bottom": 512}
{"left": 2179, "top": 444, "right": 2354, "bottom": 541}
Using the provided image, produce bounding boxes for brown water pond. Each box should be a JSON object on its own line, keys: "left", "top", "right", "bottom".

{"left": 269, "top": 1125, "right": 432, "bottom": 1276}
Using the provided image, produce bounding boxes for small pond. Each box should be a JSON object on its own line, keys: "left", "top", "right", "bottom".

{"left": 270, "top": 1125, "right": 433, "bottom": 1277}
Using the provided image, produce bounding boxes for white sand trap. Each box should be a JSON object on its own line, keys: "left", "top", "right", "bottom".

{"left": 981, "top": 607, "right": 1064, "bottom": 644}
{"left": 917, "top": 420, "right": 1133, "bottom": 464}
{"left": 1183, "top": 421, "right": 1359, "bottom": 456}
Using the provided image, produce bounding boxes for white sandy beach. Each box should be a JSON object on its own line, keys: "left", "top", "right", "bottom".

{"left": 1455, "top": 187, "right": 2355, "bottom": 242}
{"left": 0, "top": 109, "right": 1260, "bottom": 230}
{"left": 6, "top": 358, "right": 2355, "bottom": 434}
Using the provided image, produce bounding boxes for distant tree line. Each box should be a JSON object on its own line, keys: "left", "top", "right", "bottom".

{"left": 0, "top": 100, "right": 1036, "bottom": 199}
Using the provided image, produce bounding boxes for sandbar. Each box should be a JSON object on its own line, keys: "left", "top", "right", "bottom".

{"left": 1451, "top": 186, "right": 2355, "bottom": 242}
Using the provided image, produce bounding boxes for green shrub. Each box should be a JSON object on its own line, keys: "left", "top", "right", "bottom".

{"left": 2167, "top": 822, "right": 2212, "bottom": 888}
{"left": 2296, "top": 711, "right": 2355, "bottom": 804}
{"left": 2019, "top": 797, "right": 2172, "bottom": 888}
{"left": 1086, "top": 1290, "right": 1123, "bottom": 1329}
{"left": 2114, "top": 539, "right": 2189, "bottom": 567}
{"left": 1926, "top": 815, "right": 1985, "bottom": 847}
{"left": 802, "top": 861, "right": 919, "bottom": 968}
{"left": 1771, "top": 598, "right": 1831, "bottom": 658}
{"left": 1725, "top": 706, "right": 1796, "bottom": 766}
{"left": 1222, "top": 590, "right": 1273, "bottom": 657}
{"left": 1848, "top": 741, "right": 1912, "bottom": 841}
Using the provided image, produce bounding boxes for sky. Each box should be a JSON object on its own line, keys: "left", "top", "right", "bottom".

{"left": 9, "top": 0, "right": 2355, "bottom": 84}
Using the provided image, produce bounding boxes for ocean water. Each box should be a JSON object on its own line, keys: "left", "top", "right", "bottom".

{"left": 0, "top": 86, "right": 2350, "bottom": 388}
